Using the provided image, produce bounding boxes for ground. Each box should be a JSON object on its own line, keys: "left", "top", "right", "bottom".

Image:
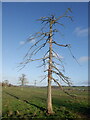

{"left": 2, "top": 86, "right": 90, "bottom": 119}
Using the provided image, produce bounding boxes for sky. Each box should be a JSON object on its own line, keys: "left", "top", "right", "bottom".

{"left": 1, "top": 2, "right": 89, "bottom": 86}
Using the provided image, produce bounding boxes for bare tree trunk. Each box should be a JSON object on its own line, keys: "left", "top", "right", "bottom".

{"left": 47, "top": 22, "right": 53, "bottom": 114}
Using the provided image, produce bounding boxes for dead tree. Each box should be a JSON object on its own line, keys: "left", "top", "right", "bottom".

{"left": 19, "top": 8, "right": 74, "bottom": 114}
{"left": 19, "top": 74, "right": 28, "bottom": 87}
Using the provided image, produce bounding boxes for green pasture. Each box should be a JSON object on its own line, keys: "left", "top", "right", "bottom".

{"left": 2, "top": 86, "right": 90, "bottom": 119}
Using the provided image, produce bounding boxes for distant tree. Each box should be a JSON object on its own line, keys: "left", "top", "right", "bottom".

{"left": 2, "top": 80, "right": 9, "bottom": 87}
{"left": 8, "top": 83, "right": 13, "bottom": 87}
{"left": 19, "top": 8, "right": 77, "bottom": 114}
{"left": 19, "top": 74, "right": 28, "bottom": 86}
{"left": 4, "top": 80, "right": 9, "bottom": 85}
{"left": 34, "top": 80, "right": 37, "bottom": 87}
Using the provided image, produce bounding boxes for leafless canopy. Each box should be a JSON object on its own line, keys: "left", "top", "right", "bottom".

{"left": 19, "top": 74, "right": 28, "bottom": 86}
{"left": 19, "top": 8, "right": 77, "bottom": 97}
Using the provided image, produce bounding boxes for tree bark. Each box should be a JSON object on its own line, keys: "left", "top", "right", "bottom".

{"left": 47, "top": 22, "right": 53, "bottom": 114}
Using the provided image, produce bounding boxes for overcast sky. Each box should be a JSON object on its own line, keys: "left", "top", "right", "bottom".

{"left": 2, "top": 2, "right": 89, "bottom": 86}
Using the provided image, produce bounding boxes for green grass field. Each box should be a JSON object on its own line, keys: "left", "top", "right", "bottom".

{"left": 2, "top": 86, "right": 90, "bottom": 119}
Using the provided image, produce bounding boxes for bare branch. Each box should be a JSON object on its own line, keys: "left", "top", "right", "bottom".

{"left": 54, "top": 22, "right": 64, "bottom": 27}
{"left": 40, "top": 22, "right": 49, "bottom": 31}
{"left": 52, "top": 77, "right": 76, "bottom": 98}
{"left": 51, "top": 77, "right": 63, "bottom": 89}
{"left": 25, "top": 39, "right": 49, "bottom": 60}
{"left": 23, "top": 36, "right": 47, "bottom": 59}
{"left": 40, "top": 75, "right": 47, "bottom": 83}
{"left": 44, "top": 69, "right": 48, "bottom": 73}
{"left": 25, "top": 31, "right": 48, "bottom": 45}
{"left": 17, "top": 65, "right": 26, "bottom": 72}
{"left": 53, "top": 29, "right": 59, "bottom": 32}
{"left": 29, "top": 57, "right": 49, "bottom": 62}
{"left": 44, "top": 68, "right": 70, "bottom": 85}
{"left": 37, "top": 62, "right": 46, "bottom": 68}
{"left": 37, "top": 17, "right": 50, "bottom": 22}
{"left": 52, "top": 65, "right": 64, "bottom": 74}
{"left": 52, "top": 61, "right": 60, "bottom": 66}
{"left": 52, "top": 61, "right": 65, "bottom": 72}
{"left": 55, "top": 8, "right": 72, "bottom": 21}
{"left": 67, "top": 8, "right": 72, "bottom": 13}
{"left": 51, "top": 70, "right": 71, "bottom": 86}
{"left": 21, "top": 56, "right": 49, "bottom": 65}
{"left": 34, "top": 40, "right": 48, "bottom": 55}
{"left": 52, "top": 41, "right": 70, "bottom": 47}
{"left": 23, "top": 36, "right": 45, "bottom": 59}
{"left": 52, "top": 50, "right": 62, "bottom": 63}
{"left": 64, "top": 15, "right": 73, "bottom": 21}
{"left": 67, "top": 46, "right": 81, "bottom": 66}
{"left": 43, "top": 50, "right": 49, "bottom": 58}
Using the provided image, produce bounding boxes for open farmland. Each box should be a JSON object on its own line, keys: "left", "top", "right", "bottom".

{"left": 2, "top": 86, "right": 90, "bottom": 119}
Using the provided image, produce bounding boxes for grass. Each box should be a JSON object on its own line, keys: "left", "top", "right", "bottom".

{"left": 2, "top": 86, "right": 90, "bottom": 119}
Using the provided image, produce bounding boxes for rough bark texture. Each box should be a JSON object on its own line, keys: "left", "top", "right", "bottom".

{"left": 47, "top": 22, "right": 53, "bottom": 114}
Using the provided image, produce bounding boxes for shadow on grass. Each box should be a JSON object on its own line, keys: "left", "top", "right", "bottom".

{"left": 4, "top": 91, "right": 46, "bottom": 112}
{"left": 53, "top": 97, "right": 90, "bottom": 117}
{"left": 34, "top": 96, "right": 46, "bottom": 102}
{"left": 4, "top": 91, "right": 90, "bottom": 118}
